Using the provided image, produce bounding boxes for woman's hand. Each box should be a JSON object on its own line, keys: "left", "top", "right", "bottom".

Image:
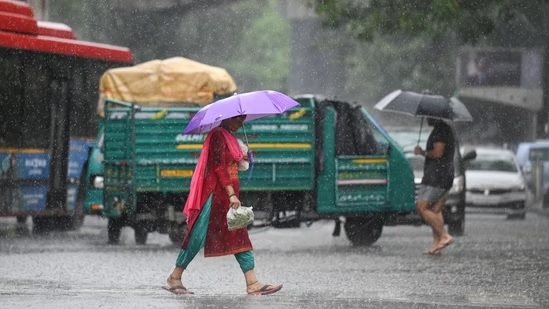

{"left": 229, "top": 194, "right": 241, "bottom": 209}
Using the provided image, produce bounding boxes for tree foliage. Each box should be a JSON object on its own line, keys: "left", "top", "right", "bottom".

{"left": 311, "top": 0, "right": 549, "bottom": 135}
{"left": 312, "top": 0, "right": 549, "bottom": 46}
{"left": 345, "top": 34, "right": 457, "bottom": 112}
{"left": 225, "top": 0, "right": 290, "bottom": 91}
{"left": 48, "top": 0, "right": 290, "bottom": 92}
{"left": 309, "top": 0, "right": 549, "bottom": 111}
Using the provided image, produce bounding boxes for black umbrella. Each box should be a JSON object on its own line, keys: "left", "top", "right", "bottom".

{"left": 374, "top": 90, "right": 473, "bottom": 122}
{"left": 448, "top": 97, "right": 473, "bottom": 122}
{"left": 374, "top": 89, "right": 473, "bottom": 144}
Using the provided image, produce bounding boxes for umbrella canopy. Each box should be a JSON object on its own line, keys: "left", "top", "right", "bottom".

{"left": 374, "top": 90, "right": 473, "bottom": 122}
{"left": 183, "top": 90, "right": 300, "bottom": 134}
{"left": 449, "top": 97, "right": 473, "bottom": 122}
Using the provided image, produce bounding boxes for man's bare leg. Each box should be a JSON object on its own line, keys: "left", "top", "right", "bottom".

{"left": 417, "top": 199, "right": 448, "bottom": 253}
{"left": 417, "top": 199, "right": 438, "bottom": 251}
{"left": 431, "top": 229, "right": 440, "bottom": 249}
{"left": 431, "top": 199, "right": 453, "bottom": 252}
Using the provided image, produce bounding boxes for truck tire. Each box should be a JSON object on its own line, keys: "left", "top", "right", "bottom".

{"left": 107, "top": 218, "right": 123, "bottom": 245}
{"left": 168, "top": 223, "right": 187, "bottom": 245}
{"left": 59, "top": 193, "right": 85, "bottom": 231}
{"left": 344, "top": 216, "right": 384, "bottom": 246}
{"left": 16, "top": 216, "right": 27, "bottom": 224}
{"left": 134, "top": 224, "right": 148, "bottom": 245}
{"left": 65, "top": 172, "right": 87, "bottom": 231}
{"left": 32, "top": 216, "right": 54, "bottom": 234}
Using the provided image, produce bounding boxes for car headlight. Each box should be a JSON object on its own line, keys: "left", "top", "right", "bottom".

{"left": 450, "top": 175, "right": 464, "bottom": 193}
{"left": 91, "top": 175, "right": 104, "bottom": 189}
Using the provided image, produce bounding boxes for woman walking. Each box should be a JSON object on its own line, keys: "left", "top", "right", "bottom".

{"left": 164, "top": 114, "right": 282, "bottom": 295}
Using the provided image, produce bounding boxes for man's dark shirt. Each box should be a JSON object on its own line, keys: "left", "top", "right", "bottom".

{"left": 421, "top": 121, "right": 455, "bottom": 190}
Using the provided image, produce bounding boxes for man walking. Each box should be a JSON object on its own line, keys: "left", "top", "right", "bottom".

{"left": 414, "top": 117, "right": 455, "bottom": 255}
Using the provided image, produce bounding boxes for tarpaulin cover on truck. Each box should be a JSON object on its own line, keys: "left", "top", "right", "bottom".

{"left": 97, "top": 57, "right": 237, "bottom": 116}
{"left": 315, "top": 99, "right": 379, "bottom": 157}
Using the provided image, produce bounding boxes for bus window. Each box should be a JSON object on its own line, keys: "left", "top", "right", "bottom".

{"left": 20, "top": 52, "right": 52, "bottom": 149}
{"left": 0, "top": 51, "right": 22, "bottom": 147}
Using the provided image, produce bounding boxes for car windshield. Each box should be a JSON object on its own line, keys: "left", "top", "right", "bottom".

{"left": 529, "top": 147, "right": 549, "bottom": 161}
{"left": 467, "top": 155, "right": 517, "bottom": 172}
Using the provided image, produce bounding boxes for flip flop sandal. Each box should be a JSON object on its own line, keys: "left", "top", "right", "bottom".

{"left": 424, "top": 249, "right": 441, "bottom": 255}
{"left": 435, "top": 238, "right": 454, "bottom": 252}
{"left": 247, "top": 284, "right": 283, "bottom": 296}
{"left": 162, "top": 285, "right": 194, "bottom": 295}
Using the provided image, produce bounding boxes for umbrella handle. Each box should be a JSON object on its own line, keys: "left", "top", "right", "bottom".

{"left": 418, "top": 117, "right": 423, "bottom": 145}
{"left": 243, "top": 125, "right": 250, "bottom": 145}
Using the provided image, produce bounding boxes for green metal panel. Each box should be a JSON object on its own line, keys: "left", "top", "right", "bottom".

{"left": 101, "top": 98, "right": 314, "bottom": 215}
{"left": 316, "top": 106, "right": 416, "bottom": 214}
{"left": 360, "top": 108, "right": 416, "bottom": 213}
{"left": 83, "top": 124, "right": 105, "bottom": 215}
{"left": 335, "top": 156, "right": 388, "bottom": 210}
{"left": 316, "top": 107, "right": 337, "bottom": 212}
{"left": 103, "top": 101, "right": 139, "bottom": 217}
{"left": 237, "top": 102, "right": 315, "bottom": 191}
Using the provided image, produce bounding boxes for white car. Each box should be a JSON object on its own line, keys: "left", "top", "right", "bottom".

{"left": 465, "top": 147, "right": 528, "bottom": 219}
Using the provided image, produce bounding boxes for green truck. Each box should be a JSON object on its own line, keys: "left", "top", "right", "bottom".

{"left": 87, "top": 94, "right": 418, "bottom": 246}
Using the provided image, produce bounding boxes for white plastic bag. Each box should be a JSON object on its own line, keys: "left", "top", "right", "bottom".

{"left": 226, "top": 206, "right": 254, "bottom": 231}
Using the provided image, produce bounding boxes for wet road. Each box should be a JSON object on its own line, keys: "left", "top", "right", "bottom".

{"left": 1, "top": 212, "right": 548, "bottom": 309}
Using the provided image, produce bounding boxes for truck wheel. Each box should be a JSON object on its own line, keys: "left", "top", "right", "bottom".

{"left": 107, "top": 218, "right": 123, "bottom": 245}
{"left": 16, "top": 216, "right": 27, "bottom": 224}
{"left": 32, "top": 216, "right": 53, "bottom": 234}
{"left": 448, "top": 218, "right": 465, "bottom": 236}
{"left": 134, "top": 224, "right": 148, "bottom": 245}
{"left": 55, "top": 173, "right": 87, "bottom": 231}
{"left": 59, "top": 196, "right": 85, "bottom": 231}
{"left": 66, "top": 174, "right": 87, "bottom": 231}
{"left": 168, "top": 223, "right": 187, "bottom": 245}
{"left": 344, "top": 216, "right": 384, "bottom": 246}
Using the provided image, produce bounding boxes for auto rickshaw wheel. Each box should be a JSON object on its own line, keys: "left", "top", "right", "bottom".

{"left": 344, "top": 215, "right": 384, "bottom": 246}
{"left": 168, "top": 222, "right": 187, "bottom": 245}
{"left": 107, "top": 218, "right": 123, "bottom": 245}
{"left": 134, "top": 223, "right": 148, "bottom": 245}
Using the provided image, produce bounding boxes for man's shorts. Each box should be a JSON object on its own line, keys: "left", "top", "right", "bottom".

{"left": 417, "top": 185, "right": 448, "bottom": 203}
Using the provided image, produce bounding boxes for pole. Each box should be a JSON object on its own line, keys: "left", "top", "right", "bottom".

{"left": 25, "top": 0, "right": 48, "bottom": 20}
{"left": 418, "top": 117, "right": 424, "bottom": 145}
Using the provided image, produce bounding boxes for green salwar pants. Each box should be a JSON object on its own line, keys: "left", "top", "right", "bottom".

{"left": 175, "top": 195, "right": 255, "bottom": 273}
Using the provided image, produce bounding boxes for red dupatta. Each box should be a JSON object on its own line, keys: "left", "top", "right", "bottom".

{"left": 183, "top": 127, "right": 243, "bottom": 225}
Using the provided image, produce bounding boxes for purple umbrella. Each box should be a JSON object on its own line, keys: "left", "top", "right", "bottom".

{"left": 183, "top": 90, "right": 300, "bottom": 134}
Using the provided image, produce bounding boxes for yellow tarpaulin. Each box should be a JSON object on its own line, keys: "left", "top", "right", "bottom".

{"left": 97, "top": 57, "right": 237, "bottom": 116}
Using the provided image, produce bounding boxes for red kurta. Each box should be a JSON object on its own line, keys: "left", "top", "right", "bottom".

{"left": 182, "top": 128, "right": 253, "bottom": 257}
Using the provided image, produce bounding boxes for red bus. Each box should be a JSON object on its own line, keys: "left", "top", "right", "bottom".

{"left": 0, "top": 0, "right": 133, "bottom": 232}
